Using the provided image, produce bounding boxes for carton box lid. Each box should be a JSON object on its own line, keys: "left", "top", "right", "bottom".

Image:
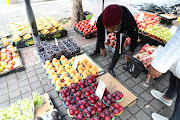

{"left": 35, "top": 93, "right": 54, "bottom": 117}
{"left": 97, "top": 73, "right": 137, "bottom": 108}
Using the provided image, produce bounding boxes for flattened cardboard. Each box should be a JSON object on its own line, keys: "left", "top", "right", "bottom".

{"left": 77, "top": 53, "right": 104, "bottom": 75}
{"left": 35, "top": 93, "right": 54, "bottom": 117}
{"left": 97, "top": 73, "right": 137, "bottom": 109}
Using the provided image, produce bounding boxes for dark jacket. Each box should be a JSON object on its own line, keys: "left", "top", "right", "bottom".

{"left": 96, "top": 5, "right": 138, "bottom": 53}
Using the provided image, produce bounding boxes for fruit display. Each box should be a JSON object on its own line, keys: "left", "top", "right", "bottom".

{"left": 144, "top": 24, "right": 172, "bottom": 43}
{"left": 0, "top": 45, "right": 21, "bottom": 74}
{"left": 134, "top": 44, "right": 156, "bottom": 67}
{"left": 0, "top": 93, "right": 43, "bottom": 120}
{"left": 60, "top": 78, "right": 124, "bottom": 119}
{"left": 0, "top": 37, "right": 13, "bottom": 48}
{"left": 134, "top": 13, "right": 160, "bottom": 32}
{"left": 9, "top": 16, "right": 65, "bottom": 42}
{"left": 37, "top": 38, "right": 81, "bottom": 63}
{"left": 74, "top": 19, "right": 97, "bottom": 39}
{"left": 44, "top": 55, "right": 100, "bottom": 90}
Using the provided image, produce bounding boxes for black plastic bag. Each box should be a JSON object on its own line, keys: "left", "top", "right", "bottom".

{"left": 122, "top": 56, "right": 145, "bottom": 78}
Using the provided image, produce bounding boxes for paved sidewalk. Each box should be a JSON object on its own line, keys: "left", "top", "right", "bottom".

{"left": 0, "top": 0, "right": 176, "bottom": 120}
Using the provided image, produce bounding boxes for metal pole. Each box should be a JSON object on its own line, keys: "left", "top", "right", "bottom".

{"left": 102, "top": 0, "right": 104, "bottom": 12}
{"left": 24, "top": 0, "right": 40, "bottom": 46}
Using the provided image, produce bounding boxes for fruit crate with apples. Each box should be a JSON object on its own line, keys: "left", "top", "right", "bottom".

{"left": 0, "top": 45, "right": 24, "bottom": 77}
{"left": 73, "top": 19, "right": 97, "bottom": 39}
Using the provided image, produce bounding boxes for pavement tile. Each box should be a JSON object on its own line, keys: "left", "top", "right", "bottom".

{"left": 119, "top": 110, "right": 132, "bottom": 120}
{"left": 61, "top": 115, "right": 72, "bottom": 120}
{"left": 16, "top": 71, "right": 26, "bottom": 76}
{"left": 57, "top": 105, "right": 68, "bottom": 117}
{"left": 9, "top": 83, "right": 19, "bottom": 92}
{"left": 22, "top": 92, "right": 32, "bottom": 99}
{"left": 19, "top": 79, "right": 29, "bottom": 88}
{"left": 0, "top": 87, "right": 8, "bottom": 96}
{"left": 140, "top": 91, "right": 154, "bottom": 103}
{"left": 38, "top": 72, "right": 48, "bottom": 80}
{"left": 160, "top": 107, "right": 173, "bottom": 118}
{"left": 131, "top": 77, "right": 143, "bottom": 84}
{"left": 27, "top": 71, "right": 37, "bottom": 78}
{"left": 25, "top": 66, "right": 34, "bottom": 73}
{"left": 34, "top": 63, "right": 43, "bottom": 70}
{"left": 48, "top": 90, "right": 58, "bottom": 100}
{"left": 31, "top": 81, "right": 41, "bottom": 90}
{"left": 10, "top": 96, "right": 22, "bottom": 104}
{"left": 123, "top": 71, "right": 132, "bottom": 78}
{"left": 7, "top": 78, "right": 18, "bottom": 86}
{"left": 143, "top": 105, "right": 157, "bottom": 117}
{"left": 0, "top": 101, "right": 9, "bottom": 109}
{"left": 169, "top": 101, "right": 175, "bottom": 112}
{"left": 17, "top": 74, "right": 28, "bottom": 82}
{"left": 159, "top": 79, "right": 169, "bottom": 87}
{"left": 0, "top": 81, "right": 8, "bottom": 90}
{"left": 0, "top": 94, "right": 9, "bottom": 104}
{"left": 137, "top": 97, "right": 148, "bottom": 108}
{"left": 139, "top": 81, "right": 150, "bottom": 90}
{"left": 128, "top": 104, "right": 140, "bottom": 115}
{"left": 0, "top": 76, "right": 7, "bottom": 83}
{"left": 129, "top": 116, "right": 137, "bottom": 120}
{"left": 139, "top": 72, "right": 147, "bottom": 80}
{"left": 52, "top": 97, "right": 63, "bottom": 108}
{"left": 135, "top": 110, "right": 151, "bottom": 120}
{"left": 35, "top": 67, "right": 46, "bottom": 74}
{"left": 100, "top": 60, "right": 109, "bottom": 67}
{"left": 33, "top": 87, "right": 45, "bottom": 95}
{"left": 117, "top": 66, "right": 126, "bottom": 73}
{"left": 152, "top": 82, "right": 166, "bottom": 92}
{"left": 20, "top": 85, "right": 31, "bottom": 94}
{"left": 40, "top": 77, "right": 50, "bottom": 86}
{"left": 29, "top": 76, "right": 39, "bottom": 84}
{"left": 9, "top": 89, "right": 21, "bottom": 99}
{"left": 115, "top": 62, "right": 121, "bottom": 68}
{"left": 117, "top": 74, "right": 128, "bottom": 82}
{"left": 132, "top": 85, "right": 144, "bottom": 95}
{"left": 150, "top": 99, "right": 164, "bottom": 111}
{"left": 95, "top": 56, "right": 104, "bottom": 62}
{"left": 114, "top": 68, "right": 122, "bottom": 76}
{"left": 43, "top": 84, "right": 54, "bottom": 93}
{"left": 7, "top": 73, "right": 16, "bottom": 79}
{"left": 125, "top": 79, "right": 136, "bottom": 88}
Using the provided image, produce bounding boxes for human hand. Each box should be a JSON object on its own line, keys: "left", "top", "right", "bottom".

{"left": 101, "top": 49, "right": 107, "bottom": 57}
{"left": 146, "top": 65, "right": 162, "bottom": 83}
{"left": 125, "top": 55, "right": 131, "bottom": 62}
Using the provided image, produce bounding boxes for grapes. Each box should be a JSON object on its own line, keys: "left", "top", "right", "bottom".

{"left": 33, "top": 92, "right": 43, "bottom": 108}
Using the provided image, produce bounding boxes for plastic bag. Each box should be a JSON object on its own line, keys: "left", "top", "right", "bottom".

{"left": 122, "top": 55, "right": 145, "bottom": 78}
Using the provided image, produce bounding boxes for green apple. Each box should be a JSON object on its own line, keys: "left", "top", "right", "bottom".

{"left": 0, "top": 67, "right": 4, "bottom": 72}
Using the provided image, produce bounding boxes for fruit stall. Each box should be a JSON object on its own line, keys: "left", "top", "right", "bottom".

{"left": 40, "top": 49, "right": 137, "bottom": 119}
{"left": 7, "top": 16, "right": 67, "bottom": 49}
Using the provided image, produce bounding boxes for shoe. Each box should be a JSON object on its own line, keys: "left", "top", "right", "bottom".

{"left": 151, "top": 89, "right": 173, "bottom": 106}
{"left": 152, "top": 113, "right": 168, "bottom": 120}
{"left": 89, "top": 50, "right": 100, "bottom": 57}
{"left": 109, "top": 69, "right": 116, "bottom": 77}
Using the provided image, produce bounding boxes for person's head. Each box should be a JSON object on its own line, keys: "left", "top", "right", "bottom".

{"left": 102, "top": 5, "right": 123, "bottom": 33}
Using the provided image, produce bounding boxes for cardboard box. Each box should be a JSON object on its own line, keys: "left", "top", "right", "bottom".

{"left": 77, "top": 53, "right": 104, "bottom": 76}
{"left": 174, "top": 20, "right": 180, "bottom": 27}
{"left": 97, "top": 73, "right": 137, "bottom": 109}
{"left": 35, "top": 93, "right": 54, "bottom": 117}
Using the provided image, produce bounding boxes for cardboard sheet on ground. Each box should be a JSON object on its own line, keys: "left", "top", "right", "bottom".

{"left": 35, "top": 93, "right": 54, "bottom": 117}
{"left": 97, "top": 73, "right": 137, "bottom": 109}
{"left": 77, "top": 53, "right": 104, "bottom": 75}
